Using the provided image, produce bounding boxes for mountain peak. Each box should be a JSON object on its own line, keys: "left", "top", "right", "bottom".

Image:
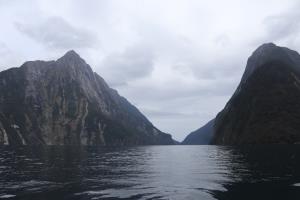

{"left": 251, "top": 43, "right": 278, "bottom": 58}
{"left": 213, "top": 44, "right": 300, "bottom": 144}
{"left": 241, "top": 43, "right": 300, "bottom": 82}
{"left": 257, "top": 42, "right": 276, "bottom": 49}
{"left": 56, "top": 50, "right": 91, "bottom": 73}
{"left": 59, "top": 50, "right": 82, "bottom": 61}
{"left": 0, "top": 50, "right": 175, "bottom": 146}
{"left": 64, "top": 49, "right": 80, "bottom": 57}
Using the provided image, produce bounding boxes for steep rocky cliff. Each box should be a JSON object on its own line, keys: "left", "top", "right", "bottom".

{"left": 0, "top": 50, "right": 174, "bottom": 145}
{"left": 213, "top": 43, "right": 300, "bottom": 144}
{"left": 181, "top": 119, "right": 214, "bottom": 145}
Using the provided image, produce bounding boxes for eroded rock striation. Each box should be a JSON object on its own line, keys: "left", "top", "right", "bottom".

{"left": 0, "top": 50, "right": 174, "bottom": 145}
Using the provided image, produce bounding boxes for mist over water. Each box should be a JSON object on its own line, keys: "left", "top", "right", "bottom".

{"left": 0, "top": 145, "right": 300, "bottom": 200}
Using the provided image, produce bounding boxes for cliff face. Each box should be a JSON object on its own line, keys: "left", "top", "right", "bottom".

{"left": 213, "top": 43, "right": 300, "bottom": 144}
{"left": 0, "top": 50, "right": 174, "bottom": 146}
{"left": 181, "top": 119, "right": 214, "bottom": 145}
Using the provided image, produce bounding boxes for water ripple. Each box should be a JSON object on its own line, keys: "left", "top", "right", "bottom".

{"left": 0, "top": 145, "right": 300, "bottom": 199}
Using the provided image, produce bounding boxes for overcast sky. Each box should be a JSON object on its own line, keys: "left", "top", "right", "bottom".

{"left": 0, "top": 0, "right": 300, "bottom": 141}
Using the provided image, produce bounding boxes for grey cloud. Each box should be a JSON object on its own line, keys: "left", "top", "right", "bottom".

{"left": 138, "top": 24, "right": 243, "bottom": 83}
{"left": 0, "top": 42, "right": 9, "bottom": 56}
{"left": 263, "top": 14, "right": 300, "bottom": 42}
{"left": 172, "top": 55, "right": 244, "bottom": 82}
{"left": 15, "top": 17, "right": 99, "bottom": 49}
{"left": 257, "top": 3, "right": 300, "bottom": 50}
{"left": 214, "top": 34, "right": 231, "bottom": 48}
{"left": 99, "top": 45, "right": 155, "bottom": 86}
{"left": 0, "top": 42, "right": 10, "bottom": 69}
{"left": 141, "top": 108, "right": 203, "bottom": 119}
{"left": 0, "top": 42, "right": 21, "bottom": 70}
{"left": 119, "top": 77, "right": 238, "bottom": 105}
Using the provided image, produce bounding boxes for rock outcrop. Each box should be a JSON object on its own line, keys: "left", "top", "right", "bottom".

{"left": 212, "top": 43, "right": 300, "bottom": 144}
{"left": 0, "top": 50, "right": 174, "bottom": 145}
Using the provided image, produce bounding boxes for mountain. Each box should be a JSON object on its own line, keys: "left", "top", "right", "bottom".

{"left": 0, "top": 50, "right": 174, "bottom": 146}
{"left": 212, "top": 43, "right": 300, "bottom": 144}
{"left": 181, "top": 119, "right": 214, "bottom": 145}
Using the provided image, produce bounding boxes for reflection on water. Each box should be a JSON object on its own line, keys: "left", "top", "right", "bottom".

{"left": 0, "top": 145, "right": 300, "bottom": 200}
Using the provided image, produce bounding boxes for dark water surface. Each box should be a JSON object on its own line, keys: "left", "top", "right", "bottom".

{"left": 0, "top": 145, "right": 300, "bottom": 200}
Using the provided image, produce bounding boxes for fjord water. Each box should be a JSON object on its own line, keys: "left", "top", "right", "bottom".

{"left": 0, "top": 146, "right": 300, "bottom": 200}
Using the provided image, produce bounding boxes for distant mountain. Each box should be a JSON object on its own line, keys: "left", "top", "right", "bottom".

{"left": 212, "top": 43, "right": 300, "bottom": 144}
{"left": 181, "top": 119, "right": 214, "bottom": 145}
{"left": 0, "top": 50, "right": 174, "bottom": 146}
